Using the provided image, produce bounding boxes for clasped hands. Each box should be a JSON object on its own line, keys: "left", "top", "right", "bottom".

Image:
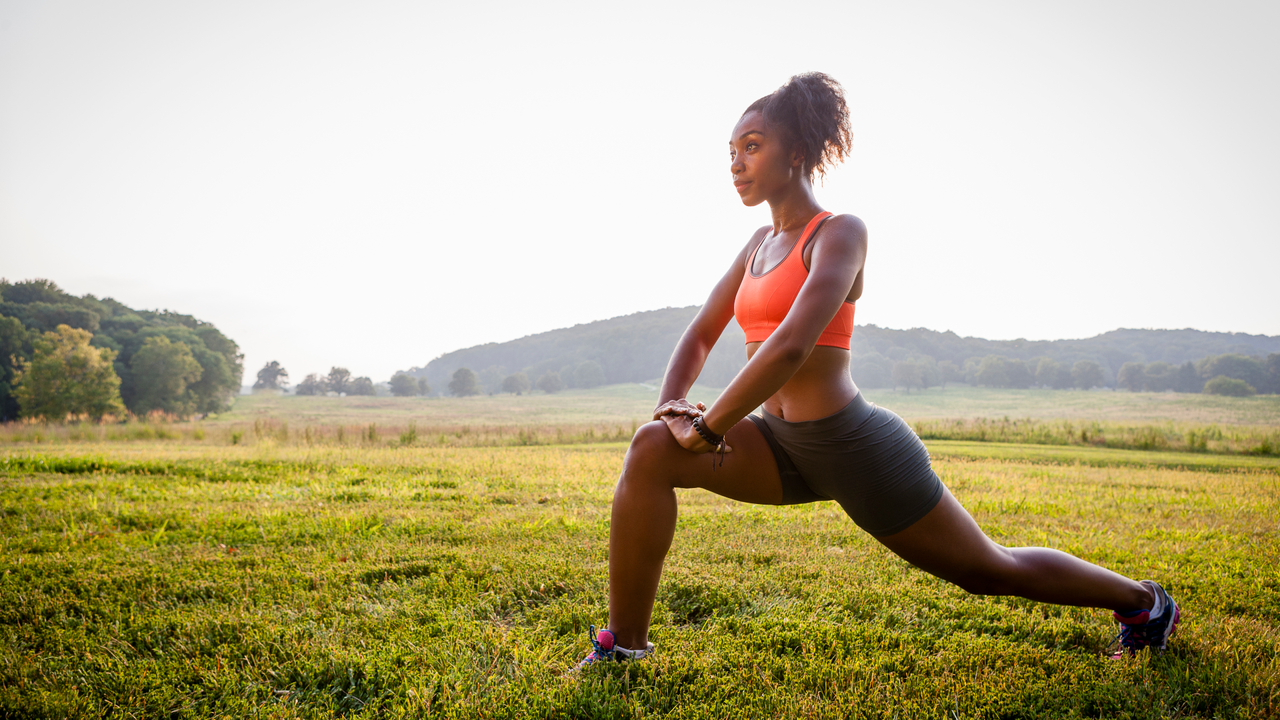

{"left": 652, "top": 398, "right": 733, "bottom": 455}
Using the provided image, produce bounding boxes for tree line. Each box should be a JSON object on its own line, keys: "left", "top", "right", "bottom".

{"left": 253, "top": 362, "right": 426, "bottom": 397}
{"left": 873, "top": 352, "right": 1279, "bottom": 396}
{"left": 0, "top": 279, "right": 243, "bottom": 420}
{"left": 417, "top": 361, "right": 606, "bottom": 397}
{"left": 1117, "top": 354, "right": 1280, "bottom": 396}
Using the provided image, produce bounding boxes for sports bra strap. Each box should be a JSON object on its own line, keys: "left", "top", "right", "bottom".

{"left": 749, "top": 210, "right": 834, "bottom": 272}
{"left": 799, "top": 211, "right": 834, "bottom": 244}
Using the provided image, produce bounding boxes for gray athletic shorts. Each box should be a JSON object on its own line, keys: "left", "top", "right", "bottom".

{"left": 746, "top": 393, "right": 945, "bottom": 536}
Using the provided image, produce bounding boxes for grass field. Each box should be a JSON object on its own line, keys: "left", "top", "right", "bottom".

{"left": 2, "top": 435, "right": 1277, "bottom": 718}
{"left": 4, "top": 386, "right": 1280, "bottom": 456}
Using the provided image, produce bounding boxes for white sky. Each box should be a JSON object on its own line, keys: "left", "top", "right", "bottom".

{"left": 2, "top": 0, "right": 1277, "bottom": 383}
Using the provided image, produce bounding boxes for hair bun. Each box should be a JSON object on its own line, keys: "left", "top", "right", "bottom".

{"left": 745, "top": 72, "right": 851, "bottom": 180}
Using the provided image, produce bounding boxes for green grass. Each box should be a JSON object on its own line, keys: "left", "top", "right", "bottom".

{"left": 1, "top": 441, "right": 1277, "bottom": 718}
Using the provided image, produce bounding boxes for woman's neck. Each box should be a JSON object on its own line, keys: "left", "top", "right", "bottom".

{"left": 768, "top": 179, "right": 823, "bottom": 234}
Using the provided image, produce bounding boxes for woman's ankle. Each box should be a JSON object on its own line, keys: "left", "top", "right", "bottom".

{"left": 609, "top": 627, "right": 648, "bottom": 650}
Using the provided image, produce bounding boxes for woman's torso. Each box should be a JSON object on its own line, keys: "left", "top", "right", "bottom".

{"left": 738, "top": 212, "right": 863, "bottom": 422}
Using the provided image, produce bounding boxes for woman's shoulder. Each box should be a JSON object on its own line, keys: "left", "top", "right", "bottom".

{"left": 810, "top": 213, "right": 868, "bottom": 254}
{"left": 822, "top": 213, "right": 867, "bottom": 240}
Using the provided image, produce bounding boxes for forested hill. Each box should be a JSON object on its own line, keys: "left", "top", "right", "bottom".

{"left": 407, "top": 306, "right": 1280, "bottom": 394}
{"left": 409, "top": 307, "right": 746, "bottom": 395}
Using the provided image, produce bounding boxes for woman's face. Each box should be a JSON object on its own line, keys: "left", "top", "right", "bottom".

{"left": 729, "top": 110, "right": 800, "bottom": 206}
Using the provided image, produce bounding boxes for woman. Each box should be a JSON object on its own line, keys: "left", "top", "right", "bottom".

{"left": 577, "top": 73, "right": 1179, "bottom": 668}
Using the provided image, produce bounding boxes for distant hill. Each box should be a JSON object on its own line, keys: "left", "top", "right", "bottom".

{"left": 407, "top": 307, "right": 746, "bottom": 394}
{"left": 405, "top": 306, "right": 1280, "bottom": 394}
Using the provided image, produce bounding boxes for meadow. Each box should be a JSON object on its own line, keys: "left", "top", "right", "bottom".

{"left": 1, "top": 388, "right": 1278, "bottom": 718}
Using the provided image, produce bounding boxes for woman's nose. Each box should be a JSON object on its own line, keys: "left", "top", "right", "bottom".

{"left": 730, "top": 156, "right": 744, "bottom": 174}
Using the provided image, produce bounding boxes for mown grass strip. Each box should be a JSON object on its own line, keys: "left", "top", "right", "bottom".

{"left": 0, "top": 454, "right": 327, "bottom": 483}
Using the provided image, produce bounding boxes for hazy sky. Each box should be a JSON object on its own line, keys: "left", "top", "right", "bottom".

{"left": 2, "top": 0, "right": 1277, "bottom": 384}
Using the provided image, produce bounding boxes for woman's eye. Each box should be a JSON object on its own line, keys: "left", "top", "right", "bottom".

{"left": 746, "top": 143, "right": 757, "bottom": 151}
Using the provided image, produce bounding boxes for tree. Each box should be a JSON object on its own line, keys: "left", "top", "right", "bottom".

{"left": 0, "top": 316, "right": 30, "bottom": 420}
{"left": 13, "top": 324, "right": 125, "bottom": 420}
{"left": 1173, "top": 362, "right": 1201, "bottom": 393}
{"left": 327, "top": 367, "right": 352, "bottom": 395}
{"left": 891, "top": 360, "right": 922, "bottom": 392}
{"left": 1117, "top": 362, "right": 1146, "bottom": 392}
{"left": 1266, "top": 354, "right": 1280, "bottom": 395}
{"left": 1034, "top": 358, "right": 1060, "bottom": 388}
{"left": 295, "top": 373, "right": 326, "bottom": 395}
{"left": 938, "top": 360, "right": 959, "bottom": 388}
{"left": 974, "top": 356, "right": 1008, "bottom": 388}
{"left": 418, "top": 378, "right": 431, "bottom": 396}
{"left": 1071, "top": 360, "right": 1105, "bottom": 390}
{"left": 536, "top": 370, "right": 563, "bottom": 394}
{"left": 573, "top": 360, "right": 606, "bottom": 389}
{"left": 478, "top": 365, "right": 506, "bottom": 394}
{"left": 449, "top": 367, "right": 479, "bottom": 397}
{"left": 1198, "top": 354, "right": 1266, "bottom": 391}
{"left": 253, "top": 361, "right": 289, "bottom": 391}
{"left": 350, "top": 377, "right": 375, "bottom": 395}
{"left": 1143, "top": 361, "right": 1175, "bottom": 392}
{"left": 130, "top": 336, "right": 204, "bottom": 416}
{"left": 1053, "top": 364, "right": 1074, "bottom": 389}
{"left": 1203, "top": 375, "right": 1255, "bottom": 397}
{"left": 1005, "top": 359, "right": 1032, "bottom": 389}
{"left": 915, "top": 356, "right": 941, "bottom": 389}
{"left": 502, "top": 372, "right": 531, "bottom": 395}
{"left": 389, "top": 373, "right": 420, "bottom": 397}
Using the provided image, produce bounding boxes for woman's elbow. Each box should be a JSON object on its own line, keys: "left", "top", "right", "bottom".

{"left": 774, "top": 340, "right": 809, "bottom": 367}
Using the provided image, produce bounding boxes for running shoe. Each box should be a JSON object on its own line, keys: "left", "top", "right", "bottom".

{"left": 1111, "top": 580, "right": 1181, "bottom": 657}
{"left": 573, "top": 625, "right": 655, "bottom": 671}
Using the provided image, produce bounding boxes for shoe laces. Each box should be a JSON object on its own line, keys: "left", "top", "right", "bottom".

{"left": 1111, "top": 610, "right": 1160, "bottom": 653}
{"left": 579, "top": 624, "right": 616, "bottom": 666}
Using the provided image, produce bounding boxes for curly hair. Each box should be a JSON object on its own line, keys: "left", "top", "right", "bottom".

{"left": 744, "top": 72, "right": 852, "bottom": 181}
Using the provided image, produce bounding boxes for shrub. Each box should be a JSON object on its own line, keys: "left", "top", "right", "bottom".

{"left": 1203, "top": 375, "right": 1255, "bottom": 397}
{"left": 502, "top": 372, "right": 531, "bottom": 395}
{"left": 536, "top": 371, "right": 563, "bottom": 394}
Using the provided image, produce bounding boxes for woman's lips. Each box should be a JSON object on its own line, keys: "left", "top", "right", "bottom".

{"left": 735, "top": 181, "right": 752, "bottom": 194}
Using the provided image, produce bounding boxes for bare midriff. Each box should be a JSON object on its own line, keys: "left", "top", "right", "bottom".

{"left": 746, "top": 343, "right": 858, "bottom": 422}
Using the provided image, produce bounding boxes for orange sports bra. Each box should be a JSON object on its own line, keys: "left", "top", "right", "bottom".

{"left": 733, "top": 211, "right": 855, "bottom": 350}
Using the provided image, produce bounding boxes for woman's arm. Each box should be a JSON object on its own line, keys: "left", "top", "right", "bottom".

{"left": 699, "top": 214, "right": 868, "bottom": 437}
{"left": 654, "top": 228, "right": 767, "bottom": 413}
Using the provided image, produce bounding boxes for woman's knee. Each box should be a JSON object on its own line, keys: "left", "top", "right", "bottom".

{"left": 623, "top": 421, "right": 683, "bottom": 476}
{"left": 947, "top": 546, "right": 1018, "bottom": 596}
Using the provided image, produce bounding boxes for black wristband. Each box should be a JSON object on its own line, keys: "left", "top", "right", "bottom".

{"left": 691, "top": 415, "right": 724, "bottom": 447}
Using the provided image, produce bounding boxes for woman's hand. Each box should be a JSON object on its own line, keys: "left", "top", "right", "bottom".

{"left": 660, "top": 413, "right": 733, "bottom": 455}
{"left": 652, "top": 398, "right": 706, "bottom": 422}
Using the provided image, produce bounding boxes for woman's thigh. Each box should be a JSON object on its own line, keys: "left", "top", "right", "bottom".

{"left": 625, "top": 416, "right": 786, "bottom": 506}
{"left": 872, "top": 489, "right": 1009, "bottom": 582}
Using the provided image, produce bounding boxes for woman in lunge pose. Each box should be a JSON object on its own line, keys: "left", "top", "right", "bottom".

{"left": 577, "top": 72, "right": 1179, "bottom": 668}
